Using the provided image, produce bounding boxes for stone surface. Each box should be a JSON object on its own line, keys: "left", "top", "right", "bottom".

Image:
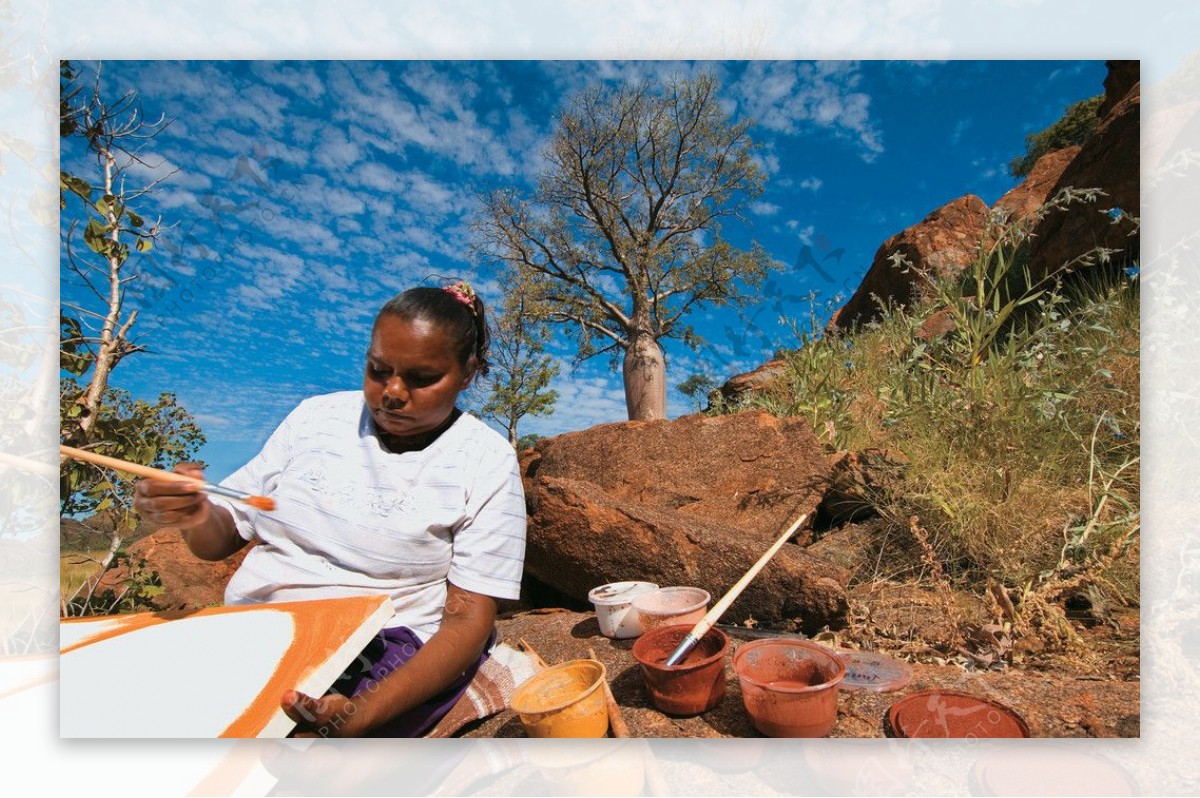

{"left": 99, "top": 529, "right": 251, "bottom": 610}
{"left": 1026, "top": 63, "right": 1140, "bottom": 283}
{"left": 827, "top": 195, "right": 990, "bottom": 332}
{"left": 992, "top": 146, "right": 1080, "bottom": 222}
{"left": 522, "top": 411, "right": 849, "bottom": 633}
{"left": 717, "top": 359, "right": 787, "bottom": 405}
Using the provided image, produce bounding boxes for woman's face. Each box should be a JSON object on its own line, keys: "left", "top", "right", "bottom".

{"left": 363, "top": 314, "right": 473, "bottom": 441}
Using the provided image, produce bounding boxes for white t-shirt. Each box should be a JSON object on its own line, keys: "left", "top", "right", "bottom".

{"left": 211, "top": 391, "right": 527, "bottom": 642}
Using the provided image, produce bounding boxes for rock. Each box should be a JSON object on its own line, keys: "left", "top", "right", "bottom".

{"left": 99, "top": 529, "right": 252, "bottom": 611}
{"left": 716, "top": 358, "right": 787, "bottom": 405}
{"left": 522, "top": 411, "right": 849, "bottom": 634}
{"left": 1099, "top": 59, "right": 1138, "bottom": 119}
{"left": 815, "top": 449, "right": 905, "bottom": 528}
{"left": 827, "top": 195, "right": 991, "bottom": 333}
{"left": 915, "top": 307, "right": 957, "bottom": 342}
{"left": 992, "top": 146, "right": 1080, "bottom": 222}
{"left": 1026, "top": 62, "right": 1140, "bottom": 283}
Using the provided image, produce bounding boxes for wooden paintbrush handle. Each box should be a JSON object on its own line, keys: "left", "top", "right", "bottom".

{"left": 59, "top": 444, "right": 200, "bottom": 485}
{"left": 689, "top": 511, "right": 809, "bottom": 641}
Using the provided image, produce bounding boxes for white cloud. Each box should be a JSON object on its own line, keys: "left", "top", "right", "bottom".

{"left": 799, "top": 176, "right": 823, "bottom": 192}
{"left": 749, "top": 200, "right": 780, "bottom": 216}
{"left": 731, "top": 61, "right": 885, "bottom": 162}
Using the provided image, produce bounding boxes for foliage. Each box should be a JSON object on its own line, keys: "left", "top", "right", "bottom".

{"left": 1009, "top": 94, "right": 1103, "bottom": 178}
{"left": 60, "top": 59, "right": 174, "bottom": 447}
{"left": 726, "top": 195, "right": 1140, "bottom": 652}
{"left": 677, "top": 373, "right": 717, "bottom": 411}
{"left": 60, "top": 548, "right": 163, "bottom": 618}
{"left": 516, "top": 433, "right": 544, "bottom": 451}
{"left": 60, "top": 381, "right": 206, "bottom": 518}
{"left": 480, "top": 281, "right": 560, "bottom": 446}
{"left": 476, "top": 71, "right": 773, "bottom": 420}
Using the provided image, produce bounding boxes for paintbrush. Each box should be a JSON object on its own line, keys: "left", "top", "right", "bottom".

{"left": 59, "top": 444, "right": 276, "bottom": 512}
{"left": 664, "top": 511, "right": 809, "bottom": 667}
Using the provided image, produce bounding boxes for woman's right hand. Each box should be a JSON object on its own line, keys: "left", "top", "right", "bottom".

{"left": 132, "top": 463, "right": 212, "bottom": 530}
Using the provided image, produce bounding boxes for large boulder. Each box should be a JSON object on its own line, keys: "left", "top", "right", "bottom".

{"left": 716, "top": 358, "right": 786, "bottom": 405}
{"left": 1026, "top": 61, "right": 1140, "bottom": 283}
{"left": 521, "top": 411, "right": 849, "bottom": 634}
{"left": 99, "top": 529, "right": 251, "bottom": 611}
{"left": 827, "top": 194, "right": 990, "bottom": 333}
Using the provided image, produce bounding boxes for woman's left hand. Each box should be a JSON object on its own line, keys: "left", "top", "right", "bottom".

{"left": 281, "top": 690, "right": 372, "bottom": 738}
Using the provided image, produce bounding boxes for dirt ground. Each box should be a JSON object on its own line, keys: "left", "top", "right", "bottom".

{"left": 466, "top": 585, "right": 1140, "bottom": 739}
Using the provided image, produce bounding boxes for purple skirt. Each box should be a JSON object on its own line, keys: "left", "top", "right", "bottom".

{"left": 331, "top": 625, "right": 495, "bottom": 737}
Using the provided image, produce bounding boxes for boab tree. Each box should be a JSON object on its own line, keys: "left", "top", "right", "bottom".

{"left": 477, "top": 72, "right": 772, "bottom": 420}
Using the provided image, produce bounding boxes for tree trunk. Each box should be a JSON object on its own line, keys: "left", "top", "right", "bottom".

{"left": 622, "top": 331, "right": 666, "bottom": 420}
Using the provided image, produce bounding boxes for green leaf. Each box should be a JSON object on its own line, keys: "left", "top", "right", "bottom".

{"left": 135, "top": 237, "right": 153, "bottom": 253}
{"left": 127, "top": 211, "right": 144, "bottom": 228}
{"left": 96, "top": 196, "right": 111, "bottom": 216}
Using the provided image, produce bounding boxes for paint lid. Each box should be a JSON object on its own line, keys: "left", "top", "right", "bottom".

{"left": 837, "top": 650, "right": 913, "bottom": 692}
{"left": 885, "top": 690, "right": 1030, "bottom": 738}
{"left": 587, "top": 581, "right": 658, "bottom": 606}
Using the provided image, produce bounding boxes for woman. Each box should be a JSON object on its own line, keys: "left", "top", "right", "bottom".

{"left": 133, "top": 281, "right": 527, "bottom": 737}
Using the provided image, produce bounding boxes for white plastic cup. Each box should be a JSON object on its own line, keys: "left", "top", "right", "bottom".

{"left": 588, "top": 581, "right": 659, "bottom": 639}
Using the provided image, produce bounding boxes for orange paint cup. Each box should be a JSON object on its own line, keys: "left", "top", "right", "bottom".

{"left": 509, "top": 659, "right": 610, "bottom": 738}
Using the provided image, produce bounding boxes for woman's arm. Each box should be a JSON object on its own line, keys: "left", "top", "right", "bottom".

{"left": 281, "top": 581, "right": 497, "bottom": 737}
{"left": 132, "top": 463, "right": 247, "bottom": 561}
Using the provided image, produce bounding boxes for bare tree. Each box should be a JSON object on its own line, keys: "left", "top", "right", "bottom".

{"left": 477, "top": 72, "right": 772, "bottom": 420}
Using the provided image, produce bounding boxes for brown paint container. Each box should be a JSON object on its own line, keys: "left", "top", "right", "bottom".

{"left": 631, "top": 624, "right": 729, "bottom": 716}
{"left": 733, "top": 638, "right": 846, "bottom": 737}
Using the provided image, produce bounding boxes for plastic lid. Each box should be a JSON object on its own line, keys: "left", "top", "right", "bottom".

{"left": 587, "top": 581, "right": 658, "bottom": 606}
{"left": 837, "top": 650, "right": 913, "bottom": 692}
{"left": 885, "top": 690, "right": 1030, "bottom": 738}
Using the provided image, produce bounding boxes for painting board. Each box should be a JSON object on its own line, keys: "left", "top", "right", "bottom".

{"left": 60, "top": 594, "right": 393, "bottom": 737}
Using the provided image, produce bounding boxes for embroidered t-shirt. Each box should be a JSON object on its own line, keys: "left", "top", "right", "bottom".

{"left": 211, "top": 391, "right": 527, "bottom": 642}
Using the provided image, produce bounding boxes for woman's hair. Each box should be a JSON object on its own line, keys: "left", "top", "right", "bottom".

{"left": 376, "top": 284, "right": 491, "bottom": 376}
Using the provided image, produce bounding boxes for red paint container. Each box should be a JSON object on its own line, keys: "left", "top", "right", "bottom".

{"left": 631, "top": 624, "right": 729, "bottom": 716}
{"left": 885, "top": 690, "right": 1030, "bottom": 738}
{"left": 732, "top": 638, "right": 846, "bottom": 737}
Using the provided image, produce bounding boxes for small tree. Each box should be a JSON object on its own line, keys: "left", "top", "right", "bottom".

{"left": 478, "top": 72, "right": 773, "bottom": 421}
{"left": 59, "top": 60, "right": 174, "bottom": 448}
{"left": 481, "top": 282, "right": 560, "bottom": 446}
{"left": 1009, "top": 94, "right": 1103, "bottom": 178}
{"left": 677, "top": 373, "right": 717, "bottom": 411}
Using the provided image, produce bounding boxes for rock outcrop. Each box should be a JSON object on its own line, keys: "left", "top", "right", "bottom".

{"left": 992, "top": 145, "right": 1080, "bottom": 222}
{"left": 827, "top": 194, "right": 990, "bottom": 333}
{"left": 99, "top": 529, "right": 251, "bottom": 610}
{"left": 716, "top": 358, "right": 787, "bottom": 406}
{"left": 1026, "top": 60, "right": 1140, "bottom": 284}
{"left": 521, "top": 411, "right": 849, "bottom": 634}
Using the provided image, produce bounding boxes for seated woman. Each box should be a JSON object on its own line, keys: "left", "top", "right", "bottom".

{"left": 134, "top": 281, "right": 526, "bottom": 737}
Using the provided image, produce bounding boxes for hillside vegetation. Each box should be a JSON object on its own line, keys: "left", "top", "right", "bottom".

{"left": 715, "top": 198, "right": 1139, "bottom": 658}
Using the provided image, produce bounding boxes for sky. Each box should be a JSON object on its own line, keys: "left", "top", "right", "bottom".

{"left": 59, "top": 59, "right": 1109, "bottom": 480}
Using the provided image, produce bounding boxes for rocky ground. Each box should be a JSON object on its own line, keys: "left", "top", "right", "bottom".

{"left": 464, "top": 599, "right": 1139, "bottom": 739}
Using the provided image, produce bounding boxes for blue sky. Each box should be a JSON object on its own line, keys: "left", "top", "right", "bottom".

{"left": 59, "top": 60, "right": 1108, "bottom": 480}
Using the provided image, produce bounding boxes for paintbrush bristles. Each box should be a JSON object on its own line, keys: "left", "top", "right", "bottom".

{"left": 242, "top": 495, "right": 277, "bottom": 512}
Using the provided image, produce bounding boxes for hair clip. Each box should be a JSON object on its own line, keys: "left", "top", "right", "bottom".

{"left": 444, "top": 281, "right": 478, "bottom": 315}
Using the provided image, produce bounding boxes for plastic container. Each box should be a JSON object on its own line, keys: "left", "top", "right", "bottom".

{"left": 588, "top": 581, "right": 659, "bottom": 638}
{"left": 733, "top": 638, "right": 846, "bottom": 737}
{"left": 631, "top": 586, "right": 710, "bottom": 633}
{"left": 631, "top": 624, "right": 729, "bottom": 715}
{"left": 509, "top": 659, "right": 610, "bottom": 738}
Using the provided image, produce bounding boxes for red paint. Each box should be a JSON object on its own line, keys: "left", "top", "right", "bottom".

{"left": 632, "top": 624, "right": 728, "bottom": 716}
{"left": 733, "top": 638, "right": 846, "bottom": 737}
